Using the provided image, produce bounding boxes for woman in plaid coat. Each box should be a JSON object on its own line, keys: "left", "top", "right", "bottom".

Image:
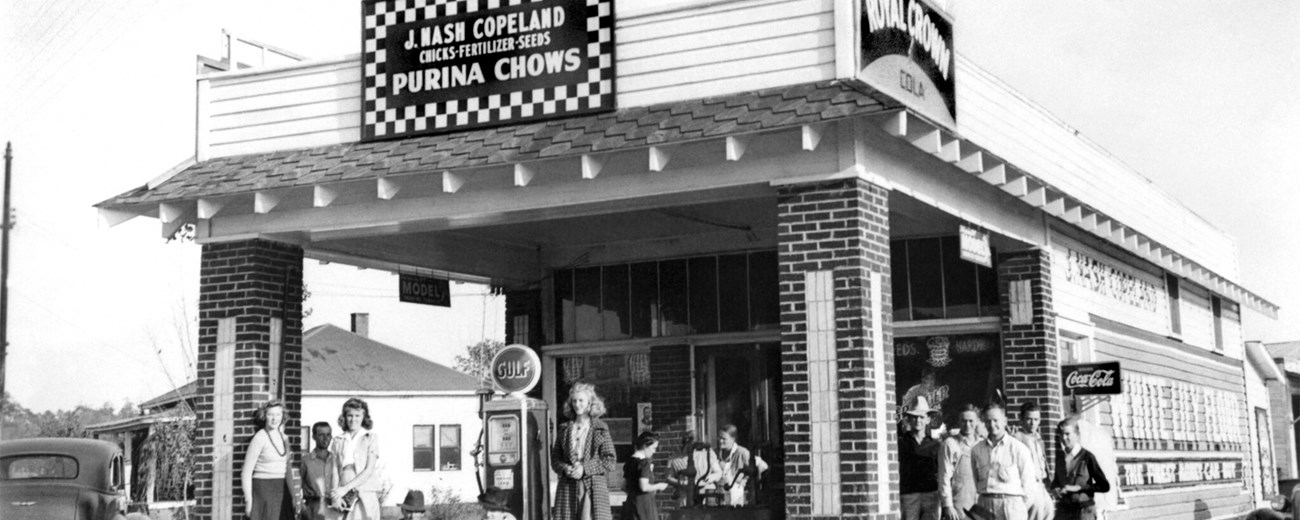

{"left": 552, "top": 383, "right": 618, "bottom": 520}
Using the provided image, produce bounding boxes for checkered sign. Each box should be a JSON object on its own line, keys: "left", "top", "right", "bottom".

{"left": 362, "top": 0, "right": 615, "bottom": 141}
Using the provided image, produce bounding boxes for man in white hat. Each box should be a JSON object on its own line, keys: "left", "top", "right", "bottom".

{"left": 900, "top": 395, "right": 941, "bottom": 520}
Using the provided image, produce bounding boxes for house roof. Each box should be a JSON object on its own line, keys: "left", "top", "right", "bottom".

{"left": 302, "top": 324, "right": 482, "bottom": 393}
{"left": 139, "top": 380, "right": 198, "bottom": 411}
{"left": 96, "top": 79, "right": 898, "bottom": 209}
{"left": 1267, "top": 341, "right": 1300, "bottom": 360}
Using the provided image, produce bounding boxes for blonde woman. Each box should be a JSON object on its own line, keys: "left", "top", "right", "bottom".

{"left": 551, "top": 383, "right": 617, "bottom": 520}
{"left": 330, "top": 398, "right": 381, "bottom": 520}
{"left": 240, "top": 400, "right": 298, "bottom": 520}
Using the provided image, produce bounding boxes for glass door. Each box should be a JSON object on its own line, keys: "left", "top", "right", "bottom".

{"left": 694, "top": 343, "right": 783, "bottom": 503}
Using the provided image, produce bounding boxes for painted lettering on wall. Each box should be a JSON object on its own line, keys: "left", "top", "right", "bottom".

{"left": 859, "top": 0, "right": 955, "bottom": 127}
{"left": 862, "top": 0, "right": 952, "bottom": 80}
{"left": 1063, "top": 248, "right": 1160, "bottom": 312}
{"left": 1109, "top": 371, "right": 1246, "bottom": 450}
{"left": 1117, "top": 460, "right": 1242, "bottom": 490}
{"left": 361, "top": 0, "right": 616, "bottom": 140}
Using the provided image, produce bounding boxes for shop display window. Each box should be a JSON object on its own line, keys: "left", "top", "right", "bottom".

{"left": 891, "top": 237, "right": 1000, "bottom": 322}
{"left": 688, "top": 256, "right": 719, "bottom": 335}
{"left": 747, "top": 251, "right": 780, "bottom": 331}
{"left": 894, "top": 333, "right": 1003, "bottom": 419}
{"left": 574, "top": 267, "right": 603, "bottom": 342}
{"left": 718, "top": 254, "right": 750, "bottom": 333}
{"left": 629, "top": 262, "right": 658, "bottom": 338}
{"left": 602, "top": 265, "right": 631, "bottom": 340}
{"left": 553, "top": 251, "right": 779, "bottom": 343}
{"left": 554, "top": 352, "right": 655, "bottom": 492}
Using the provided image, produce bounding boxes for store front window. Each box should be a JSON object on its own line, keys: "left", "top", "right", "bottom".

{"left": 895, "top": 333, "right": 1003, "bottom": 421}
{"left": 694, "top": 343, "right": 784, "bottom": 501}
{"left": 554, "top": 352, "right": 655, "bottom": 492}
{"left": 891, "top": 236, "right": 1000, "bottom": 321}
{"left": 553, "top": 251, "right": 779, "bottom": 343}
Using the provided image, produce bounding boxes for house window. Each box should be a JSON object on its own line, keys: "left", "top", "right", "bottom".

{"left": 1166, "top": 274, "right": 1181, "bottom": 336}
{"left": 413, "top": 426, "right": 435, "bottom": 471}
{"left": 414, "top": 425, "right": 462, "bottom": 471}
{"left": 1211, "top": 296, "right": 1224, "bottom": 352}
{"left": 440, "top": 425, "right": 462, "bottom": 471}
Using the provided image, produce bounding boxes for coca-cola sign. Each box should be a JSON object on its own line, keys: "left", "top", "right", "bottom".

{"left": 1061, "top": 361, "right": 1122, "bottom": 395}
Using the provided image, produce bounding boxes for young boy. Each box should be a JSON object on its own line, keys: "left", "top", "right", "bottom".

{"left": 301, "top": 421, "right": 337, "bottom": 520}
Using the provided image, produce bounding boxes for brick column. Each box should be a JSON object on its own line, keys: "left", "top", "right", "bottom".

{"left": 648, "top": 344, "right": 693, "bottom": 516}
{"left": 195, "top": 239, "right": 303, "bottom": 520}
{"left": 777, "top": 178, "right": 897, "bottom": 520}
{"left": 997, "top": 249, "right": 1061, "bottom": 469}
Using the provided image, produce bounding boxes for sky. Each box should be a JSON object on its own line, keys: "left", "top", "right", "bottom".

{"left": 0, "top": 0, "right": 1296, "bottom": 412}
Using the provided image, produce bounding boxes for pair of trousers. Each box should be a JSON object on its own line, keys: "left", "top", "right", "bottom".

{"left": 902, "top": 491, "right": 940, "bottom": 520}
{"left": 976, "top": 494, "right": 1027, "bottom": 520}
{"left": 1024, "top": 484, "right": 1054, "bottom": 520}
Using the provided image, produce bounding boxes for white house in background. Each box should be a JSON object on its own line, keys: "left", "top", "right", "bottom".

{"left": 299, "top": 320, "right": 486, "bottom": 505}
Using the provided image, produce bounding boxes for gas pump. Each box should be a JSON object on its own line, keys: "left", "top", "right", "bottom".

{"left": 479, "top": 345, "right": 550, "bottom": 520}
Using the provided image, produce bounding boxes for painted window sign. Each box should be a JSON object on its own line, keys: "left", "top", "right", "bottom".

{"left": 1063, "top": 248, "right": 1161, "bottom": 312}
{"left": 859, "top": 0, "right": 956, "bottom": 128}
{"left": 361, "top": 0, "right": 616, "bottom": 140}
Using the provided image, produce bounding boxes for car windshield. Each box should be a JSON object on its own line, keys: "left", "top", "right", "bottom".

{"left": 1, "top": 455, "right": 79, "bottom": 480}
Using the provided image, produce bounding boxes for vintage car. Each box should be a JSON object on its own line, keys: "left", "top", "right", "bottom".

{"left": 0, "top": 438, "right": 131, "bottom": 520}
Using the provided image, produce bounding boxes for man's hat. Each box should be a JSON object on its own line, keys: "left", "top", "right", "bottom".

{"left": 399, "top": 490, "right": 427, "bottom": 512}
{"left": 903, "top": 396, "right": 935, "bottom": 418}
{"left": 478, "top": 487, "right": 511, "bottom": 512}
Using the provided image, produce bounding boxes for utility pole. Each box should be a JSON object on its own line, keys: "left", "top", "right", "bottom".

{"left": 2, "top": 142, "right": 12, "bottom": 400}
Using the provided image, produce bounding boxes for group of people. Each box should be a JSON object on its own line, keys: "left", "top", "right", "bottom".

{"left": 551, "top": 383, "right": 767, "bottom": 520}
{"left": 900, "top": 397, "right": 1110, "bottom": 520}
{"left": 241, "top": 397, "right": 382, "bottom": 520}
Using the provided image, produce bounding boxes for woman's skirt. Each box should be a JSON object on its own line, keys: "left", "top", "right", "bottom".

{"left": 250, "top": 477, "right": 292, "bottom": 520}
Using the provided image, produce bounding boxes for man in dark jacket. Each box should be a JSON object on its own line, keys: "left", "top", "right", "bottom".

{"left": 900, "top": 396, "right": 941, "bottom": 520}
{"left": 1051, "top": 417, "right": 1110, "bottom": 520}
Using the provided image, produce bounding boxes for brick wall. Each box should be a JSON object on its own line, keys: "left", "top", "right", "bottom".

{"left": 195, "top": 239, "right": 303, "bottom": 520}
{"left": 997, "top": 249, "right": 1061, "bottom": 471}
{"left": 1268, "top": 379, "right": 1295, "bottom": 479}
{"left": 777, "top": 178, "right": 897, "bottom": 520}
{"left": 649, "top": 344, "right": 693, "bottom": 516}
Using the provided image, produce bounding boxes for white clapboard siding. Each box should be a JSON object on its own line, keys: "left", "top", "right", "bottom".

{"left": 955, "top": 54, "right": 1241, "bottom": 281}
{"left": 203, "top": 56, "right": 362, "bottom": 158}
{"left": 200, "top": 0, "right": 835, "bottom": 159}
{"left": 616, "top": 0, "right": 835, "bottom": 106}
{"left": 1050, "top": 234, "right": 1170, "bottom": 334}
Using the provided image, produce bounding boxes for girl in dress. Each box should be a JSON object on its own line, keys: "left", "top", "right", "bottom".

{"left": 330, "top": 398, "right": 381, "bottom": 520}
{"left": 624, "top": 431, "right": 669, "bottom": 520}
{"left": 551, "top": 383, "right": 617, "bottom": 520}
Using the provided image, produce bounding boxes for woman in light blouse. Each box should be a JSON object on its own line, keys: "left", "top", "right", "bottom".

{"left": 240, "top": 400, "right": 297, "bottom": 520}
{"left": 330, "top": 397, "right": 381, "bottom": 520}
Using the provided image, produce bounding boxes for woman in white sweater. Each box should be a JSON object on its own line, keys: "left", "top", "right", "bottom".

{"left": 241, "top": 400, "right": 297, "bottom": 520}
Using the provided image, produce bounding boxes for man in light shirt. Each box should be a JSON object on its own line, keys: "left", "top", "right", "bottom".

{"left": 969, "top": 403, "right": 1035, "bottom": 520}
{"left": 1012, "top": 401, "right": 1053, "bottom": 520}
{"left": 939, "top": 404, "right": 983, "bottom": 520}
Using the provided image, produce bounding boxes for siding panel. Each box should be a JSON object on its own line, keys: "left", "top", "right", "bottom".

{"left": 956, "top": 56, "right": 1240, "bottom": 280}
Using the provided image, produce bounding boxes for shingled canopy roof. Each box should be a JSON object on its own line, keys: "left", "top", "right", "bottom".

{"left": 97, "top": 79, "right": 899, "bottom": 209}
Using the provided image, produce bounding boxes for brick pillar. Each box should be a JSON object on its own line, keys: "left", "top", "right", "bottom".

{"left": 195, "top": 239, "right": 303, "bottom": 520}
{"left": 649, "top": 344, "right": 693, "bottom": 516}
{"left": 997, "top": 249, "right": 1061, "bottom": 470}
{"left": 777, "top": 178, "right": 897, "bottom": 520}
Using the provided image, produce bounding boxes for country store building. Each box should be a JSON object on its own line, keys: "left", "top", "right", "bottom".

{"left": 97, "top": 1, "right": 1281, "bottom": 519}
